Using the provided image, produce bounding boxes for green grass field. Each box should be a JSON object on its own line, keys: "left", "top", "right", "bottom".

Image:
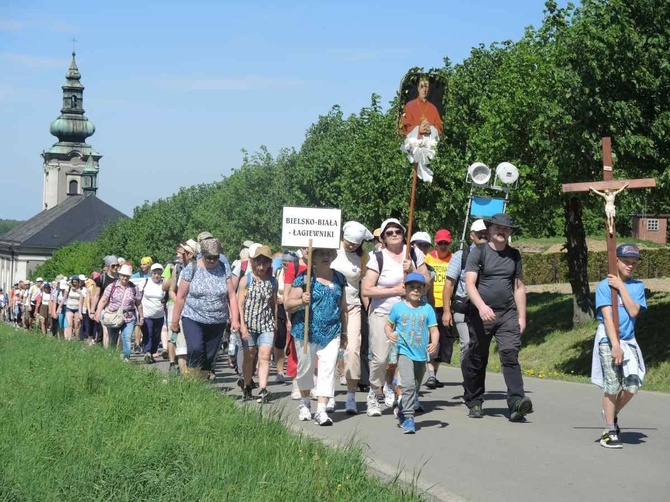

{"left": 0, "top": 327, "right": 420, "bottom": 502}
{"left": 450, "top": 289, "right": 670, "bottom": 392}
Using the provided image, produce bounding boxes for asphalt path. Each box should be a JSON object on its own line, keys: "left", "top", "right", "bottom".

{"left": 151, "top": 356, "right": 670, "bottom": 502}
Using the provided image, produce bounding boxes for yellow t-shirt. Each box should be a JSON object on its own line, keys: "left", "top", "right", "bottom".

{"left": 424, "top": 251, "right": 452, "bottom": 308}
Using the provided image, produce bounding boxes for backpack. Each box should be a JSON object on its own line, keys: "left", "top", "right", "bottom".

{"left": 450, "top": 243, "right": 482, "bottom": 314}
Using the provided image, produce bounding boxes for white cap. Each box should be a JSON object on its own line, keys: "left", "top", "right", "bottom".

{"left": 410, "top": 232, "right": 431, "bottom": 245}
{"left": 36, "top": 277, "right": 44, "bottom": 282}
{"left": 470, "top": 219, "right": 487, "bottom": 232}
{"left": 342, "top": 221, "right": 373, "bottom": 245}
{"left": 78, "top": 274, "right": 86, "bottom": 281}
{"left": 151, "top": 263, "right": 164, "bottom": 271}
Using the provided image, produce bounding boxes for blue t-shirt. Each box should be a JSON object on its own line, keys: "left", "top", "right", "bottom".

{"left": 387, "top": 301, "right": 437, "bottom": 362}
{"left": 595, "top": 278, "right": 646, "bottom": 341}
{"left": 291, "top": 271, "right": 345, "bottom": 346}
{"left": 180, "top": 261, "right": 230, "bottom": 325}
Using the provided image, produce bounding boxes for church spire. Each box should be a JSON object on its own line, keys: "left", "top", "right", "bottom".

{"left": 49, "top": 50, "right": 95, "bottom": 143}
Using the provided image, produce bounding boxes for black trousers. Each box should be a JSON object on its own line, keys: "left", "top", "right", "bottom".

{"left": 433, "top": 307, "right": 454, "bottom": 363}
{"left": 182, "top": 316, "right": 226, "bottom": 371}
{"left": 462, "top": 306, "right": 526, "bottom": 410}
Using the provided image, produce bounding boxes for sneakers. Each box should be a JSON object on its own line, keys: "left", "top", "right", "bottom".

{"left": 168, "top": 363, "right": 179, "bottom": 374}
{"left": 257, "top": 388, "right": 271, "bottom": 404}
{"left": 468, "top": 404, "right": 484, "bottom": 419}
{"left": 314, "top": 410, "right": 333, "bottom": 426}
{"left": 345, "top": 397, "right": 358, "bottom": 415}
{"left": 366, "top": 393, "right": 382, "bottom": 417}
{"left": 425, "top": 376, "right": 438, "bottom": 389}
{"left": 298, "top": 403, "right": 312, "bottom": 421}
{"left": 291, "top": 388, "right": 302, "bottom": 400}
{"left": 274, "top": 373, "right": 286, "bottom": 384}
{"left": 326, "top": 397, "right": 336, "bottom": 414}
{"left": 600, "top": 430, "right": 623, "bottom": 449}
{"left": 143, "top": 353, "right": 155, "bottom": 364}
{"left": 400, "top": 417, "right": 416, "bottom": 434}
{"left": 339, "top": 375, "right": 347, "bottom": 386}
{"left": 383, "top": 385, "right": 396, "bottom": 407}
{"left": 510, "top": 396, "right": 534, "bottom": 422}
{"left": 242, "top": 386, "right": 253, "bottom": 401}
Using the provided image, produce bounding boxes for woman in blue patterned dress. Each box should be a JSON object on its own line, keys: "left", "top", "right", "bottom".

{"left": 285, "top": 248, "right": 348, "bottom": 426}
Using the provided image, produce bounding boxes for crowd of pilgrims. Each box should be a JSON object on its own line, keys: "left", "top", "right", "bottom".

{"left": 1, "top": 218, "right": 507, "bottom": 433}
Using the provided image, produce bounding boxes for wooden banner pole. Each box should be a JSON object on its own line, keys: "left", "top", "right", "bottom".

{"left": 405, "top": 163, "right": 419, "bottom": 260}
{"left": 303, "top": 239, "right": 313, "bottom": 354}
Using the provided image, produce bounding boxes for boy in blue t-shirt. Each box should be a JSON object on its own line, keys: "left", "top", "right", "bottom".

{"left": 592, "top": 244, "right": 647, "bottom": 449}
{"left": 385, "top": 272, "right": 438, "bottom": 434}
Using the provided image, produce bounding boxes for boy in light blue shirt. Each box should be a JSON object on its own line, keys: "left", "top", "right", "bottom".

{"left": 592, "top": 244, "right": 647, "bottom": 449}
{"left": 385, "top": 272, "right": 439, "bottom": 434}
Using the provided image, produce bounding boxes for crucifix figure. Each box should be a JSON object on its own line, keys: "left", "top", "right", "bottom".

{"left": 590, "top": 183, "right": 629, "bottom": 235}
{"left": 562, "top": 137, "right": 656, "bottom": 336}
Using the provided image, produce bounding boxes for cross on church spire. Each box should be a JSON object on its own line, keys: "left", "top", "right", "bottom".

{"left": 72, "top": 35, "right": 77, "bottom": 56}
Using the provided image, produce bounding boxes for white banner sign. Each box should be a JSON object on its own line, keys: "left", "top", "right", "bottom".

{"left": 281, "top": 206, "right": 342, "bottom": 249}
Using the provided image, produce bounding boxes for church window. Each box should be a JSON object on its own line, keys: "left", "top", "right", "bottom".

{"left": 69, "top": 180, "right": 79, "bottom": 194}
{"left": 71, "top": 95, "right": 77, "bottom": 108}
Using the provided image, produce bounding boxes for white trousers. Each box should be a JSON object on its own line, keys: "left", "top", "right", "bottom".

{"left": 295, "top": 337, "right": 340, "bottom": 399}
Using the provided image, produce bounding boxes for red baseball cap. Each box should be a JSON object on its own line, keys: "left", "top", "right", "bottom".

{"left": 435, "top": 229, "right": 452, "bottom": 243}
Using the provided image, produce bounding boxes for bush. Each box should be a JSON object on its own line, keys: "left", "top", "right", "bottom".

{"left": 523, "top": 247, "right": 670, "bottom": 285}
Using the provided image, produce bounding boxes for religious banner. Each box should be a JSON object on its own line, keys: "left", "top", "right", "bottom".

{"left": 398, "top": 70, "right": 446, "bottom": 182}
{"left": 281, "top": 206, "right": 342, "bottom": 249}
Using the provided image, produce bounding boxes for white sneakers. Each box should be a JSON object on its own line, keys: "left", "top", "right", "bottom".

{"left": 298, "top": 403, "right": 312, "bottom": 421}
{"left": 314, "top": 410, "right": 333, "bottom": 426}
{"left": 366, "top": 393, "right": 382, "bottom": 417}
{"left": 326, "top": 397, "right": 336, "bottom": 413}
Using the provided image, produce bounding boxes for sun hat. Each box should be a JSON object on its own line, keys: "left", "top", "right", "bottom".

{"left": 197, "top": 232, "right": 214, "bottom": 242}
{"left": 470, "top": 219, "right": 487, "bottom": 232}
{"left": 118, "top": 257, "right": 126, "bottom": 265}
{"left": 150, "top": 263, "right": 164, "bottom": 271}
{"left": 242, "top": 240, "right": 254, "bottom": 248}
{"left": 78, "top": 274, "right": 86, "bottom": 281}
{"left": 200, "top": 238, "right": 222, "bottom": 256}
{"left": 140, "top": 256, "right": 153, "bottom": 266}
{"left": 118, "top": 264, "right": 133, "bottom": 276}
{"left": 486, "top": 213, "right": 518, "bottom": 228}
{"left": 342, "top": 221, "right": 373, "bottom": 245}
{"left": 435, "top": 229, "right": 452, "bottom": 243}
{"left": 373, "top": 228, "right": 381, "bottom": 238}
{"left": 404, "top": 272, "right": 426, "bottom": 285}
{"left": 380, "top": 218, "right": 406, "bottom": 235}
{"left": 36, "top": 277, "right": 44, "bottom": 282}
{"left": 250, "top": 245, "right": 273, "bottom": 260}
{"left": 104, "top": 255, "right": 118, "bottom": 266}
{"left": 182, "top": 239, "right": 199, "bottom": 255}
{"left": 616, "top": 244, "right": 640, "bottom": 259}
{"left": 410, "top": 232, "right": 432, "bottom": 245}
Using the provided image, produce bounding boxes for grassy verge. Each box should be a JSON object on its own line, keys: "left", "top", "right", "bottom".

{"left": 0, "top": 326, "right": 420, "bottom": 502}
{"left": 450, "top": 289, "right": 670, "bottom": 393}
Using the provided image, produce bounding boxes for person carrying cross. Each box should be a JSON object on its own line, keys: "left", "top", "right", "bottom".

{"left": 591, "top": 244, "right": 647, "bottom": 449}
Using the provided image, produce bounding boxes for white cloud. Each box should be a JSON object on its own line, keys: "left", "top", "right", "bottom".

{"left": 1, "top": 52, "right": 64, "bottom": 70}
{"left": 0, "top": 18, "right": 23, "bottom": 31}
{"left": 160, "top": 76, "right": 305, "bottom": 92}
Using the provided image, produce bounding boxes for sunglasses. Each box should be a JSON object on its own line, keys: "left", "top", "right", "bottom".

{"left": 384, "top": 229, "right": 403, "bottom": 237}
{"left": 436, "top": 241, "right": 450, "bottom": 246}
{"left": 203, "top": 255, "right": 219, "bottom": 261}
{"left": 110, "top": 264, "right": 119, "bottom": 268}
{"left": 474, "top": 232, "right": 488, "bottom": 239}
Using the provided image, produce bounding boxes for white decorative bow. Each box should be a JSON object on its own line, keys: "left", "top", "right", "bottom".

{"left": 401, "top": 136, "right": 437, "bottom": 183}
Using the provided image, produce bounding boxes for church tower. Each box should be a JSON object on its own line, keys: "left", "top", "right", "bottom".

{"left": 42, "top": 51, "right": 101, "bottom": 210}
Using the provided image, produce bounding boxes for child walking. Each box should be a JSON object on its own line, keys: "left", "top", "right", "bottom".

{"left": 591, "top": 244, "right": 647, "bottom": 449}
{"left": 385, "top": 272, "right": 438, "bottom": 434}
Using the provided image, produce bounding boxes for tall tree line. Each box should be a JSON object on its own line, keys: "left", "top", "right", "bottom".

{"left": 34, "top": 0, "right": 669, "bottom": 324}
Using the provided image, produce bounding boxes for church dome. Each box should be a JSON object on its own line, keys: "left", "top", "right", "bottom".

{"left": 50, "top": 115, "right": 96, "bottom": 142}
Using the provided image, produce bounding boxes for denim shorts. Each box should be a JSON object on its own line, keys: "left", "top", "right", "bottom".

{"left": 243, "top": 330, "right": 274, "bottom": 348}
{"left": 598, "top": 341, "right": 641, "bottom": 395}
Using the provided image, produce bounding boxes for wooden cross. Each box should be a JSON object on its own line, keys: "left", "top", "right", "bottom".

{"left": 562, "top": 137, "right": 656, "bottom": 335}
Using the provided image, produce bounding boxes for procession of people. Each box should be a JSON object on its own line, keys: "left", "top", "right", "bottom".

{"left": 4, "top": 215, "right": 647, "bottom": 446}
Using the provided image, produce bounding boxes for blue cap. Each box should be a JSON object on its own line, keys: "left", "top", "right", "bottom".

{"left": 616, "top": 244, "right": 640, "bottom": 258}
{"left": 404, "top": 272, "right": 426, "bottom": 285}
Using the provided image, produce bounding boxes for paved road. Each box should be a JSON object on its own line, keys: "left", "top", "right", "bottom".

{"left": 154, "top": 357, "right": 670, "bottom": 502}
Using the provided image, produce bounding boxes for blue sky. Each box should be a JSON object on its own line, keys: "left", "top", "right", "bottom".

{"left": 1, "top": 0, "right": 562, "bottom": 220}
